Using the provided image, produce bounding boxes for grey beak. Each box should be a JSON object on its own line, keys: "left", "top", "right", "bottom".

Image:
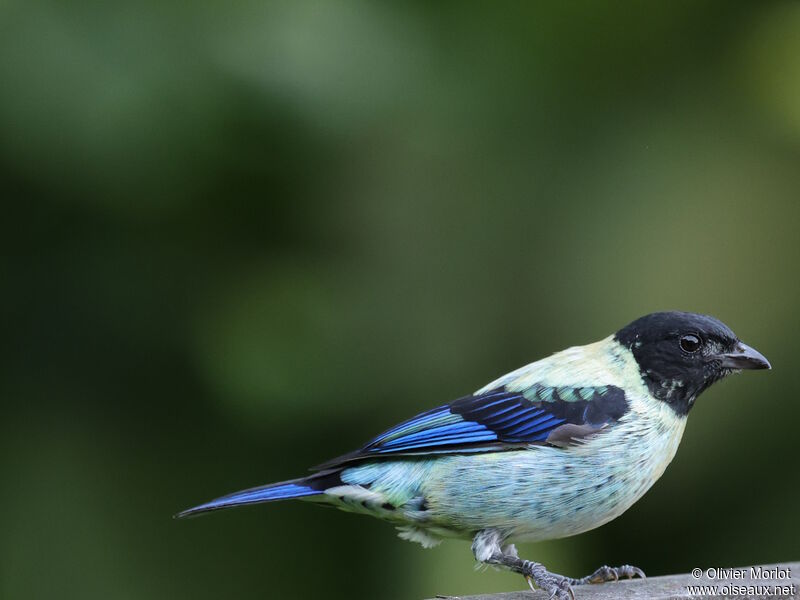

{"left": 719, "top": 343, "right": 771, "bottom": 370}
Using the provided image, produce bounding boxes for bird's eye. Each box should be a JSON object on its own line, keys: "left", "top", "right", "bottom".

{"left": 679, "top": 334, "right": 701, "bottom": 353}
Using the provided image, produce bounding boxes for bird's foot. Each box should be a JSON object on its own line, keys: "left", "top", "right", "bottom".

{"left": 472, "top": 530, "right": 642, "bottom": 598}
{"left": 519, "top": 561, "right": 575, "bottom": 600}
{"left": 569, "top": 564, "right": 646, "bottom": 585}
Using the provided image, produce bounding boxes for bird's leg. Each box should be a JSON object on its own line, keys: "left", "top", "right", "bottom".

{"left": 472, "top": 530, "right": 575, "bottom": 600}
{"left": 565, "top": 564, "right": 646, "bottom": 585}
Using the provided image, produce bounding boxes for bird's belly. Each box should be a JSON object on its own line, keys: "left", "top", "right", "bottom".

{"left": 422, "top": 409, "right": 686, "bottom": 542}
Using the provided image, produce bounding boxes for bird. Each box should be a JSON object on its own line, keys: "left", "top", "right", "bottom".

{"left": 177, "top": 311, "right": 770, "bottom": 599}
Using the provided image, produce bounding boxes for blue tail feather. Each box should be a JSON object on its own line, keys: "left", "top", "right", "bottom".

{"left": 176, "top": 479, "right": 321, "bottom": 518}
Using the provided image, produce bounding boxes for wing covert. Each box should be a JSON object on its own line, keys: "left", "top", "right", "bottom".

{"left": 316, "top": 384, "right": 629, "bottom": 469}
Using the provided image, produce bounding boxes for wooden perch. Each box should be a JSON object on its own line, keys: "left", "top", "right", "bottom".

{"left": 429, "top": 562, "right": 799, "bottom": 600}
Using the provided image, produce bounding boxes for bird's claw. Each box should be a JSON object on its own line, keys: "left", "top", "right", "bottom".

{"left": 625, "top": 565, "right": 646, "bottom": 580}
{"left": 578, "top": 564, "right": 646, "bottom": 585}
{"left": 544, "top": 579, "right": 574, "bottom": 600}
{"left": 588, "top": 566, "right": 617, "bottom": 583}
{"left": 614, "top": 564, "right": 646, "bottom": 581}
{"left": 553, "top": 579, "right": 575, "bottom": 600}
{"left": 524, "top": 571, "right": 574, "bottom": 600}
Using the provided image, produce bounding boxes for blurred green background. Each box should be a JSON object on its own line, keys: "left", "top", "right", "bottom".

{"left": 2, "top": 1, "right": 799, "bottom": 598}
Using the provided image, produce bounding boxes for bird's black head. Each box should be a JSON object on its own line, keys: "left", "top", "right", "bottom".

{"left": 614, "top": 311, "right": 770, "bottom": 415}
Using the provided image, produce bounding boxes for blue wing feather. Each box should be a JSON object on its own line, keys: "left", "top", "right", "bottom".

{"left": 313, "top": 384, "right": 630, "bottom": 469}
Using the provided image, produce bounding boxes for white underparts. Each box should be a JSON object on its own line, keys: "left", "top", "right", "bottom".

{"left": 471, "top": 529, "right": 503, "bottom": 562}
{"left": 397, "top": 526, "right": 442, "bottom": 548}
